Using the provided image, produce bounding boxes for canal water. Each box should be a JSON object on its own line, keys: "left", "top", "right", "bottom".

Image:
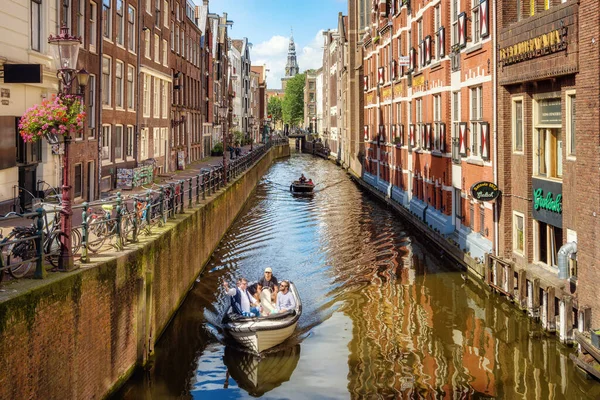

{"left": 117, "top": 152, "right": 600, "bottom": 399}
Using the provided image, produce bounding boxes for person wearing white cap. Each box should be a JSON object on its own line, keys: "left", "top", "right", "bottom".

{"left": 258, "top": 267, "right": 279, "bottom": 300}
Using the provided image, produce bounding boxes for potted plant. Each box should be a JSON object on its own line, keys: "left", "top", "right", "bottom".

{"left": 19, "top": 94, "right": 85, "bottom": 144}
{"left": 211, "top": 142, "right": 224, "bottom": 156}
{"left": 394, "top": 137, "right": 402, "bottom": 147}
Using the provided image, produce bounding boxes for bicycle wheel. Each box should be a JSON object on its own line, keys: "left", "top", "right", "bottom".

{"left": 86, "top": 221, "right": 108, "bottom": 253}
{"left": 45, "top": 231, "right": 62, "bottom": 268}
{"left": 7, "top": 233, "right": 37, "bottom": 279}
{"left": 70, "top": 227, "right": 82, "bottom": 256}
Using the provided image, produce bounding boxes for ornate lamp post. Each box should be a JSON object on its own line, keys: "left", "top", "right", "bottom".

{"left": 48, "top": 26, "right": 86, "bottom": 270}
{"left": 218, "top": 102, "right": 229, "bottom": 184}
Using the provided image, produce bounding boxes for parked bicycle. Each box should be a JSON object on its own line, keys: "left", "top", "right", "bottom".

{"left": 86, "top": 202, "right": 130, "bottom": 253}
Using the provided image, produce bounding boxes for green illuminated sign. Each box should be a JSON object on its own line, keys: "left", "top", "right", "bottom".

{"left": 533, "top": 188, "right": 562, "bottom": 214}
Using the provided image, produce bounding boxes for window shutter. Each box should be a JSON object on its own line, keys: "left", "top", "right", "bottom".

{"left": 420, "top": 40, "right": 425, "bottom": 67}
{"left": 364, "top": 125, "right": 369, "bottom": 141}
{"left": 458, "top": 12, "right": 467, "bottom": 48}
{"left": 379, "top": 124, "right": 385, "bottom": 142}
{"left": 481, "top": 122, "right": 490, "bottom": 160}
{"left": 427, "top": 123, "right": 432, "bottom": 149}
{"left": 459, "top": 122, "right": 467, "bottom": 156}
{"left": 364, "top": 75, "right": 368, "bottom": 92}
{"left": 400, "top": 124, "right": 405, "bottom": 146}
{"left": 378, "top": 67, "right": 385, "bottom": 85}
{"left": 409, "top": 47, "right": 416, "bottom": 71}
{"left": 438, "top": 27, "right": 445, "bottom": 58}
{"left": 425, "top": 35, "right": 432, "bottom": 64}
{"left": 409, "top": 124, "right": 415, "bottom": 147}
{"left": 440, "top": 123, "right": 446, "bottom": 153}
{"left": 392, "top": 124, "right": 397, "bottom": 140}
{"left": 391, "top": 60, "right": 396, "bottom": 80}
{"left": 480, "top": 0, "right": 489, "bottom": 38}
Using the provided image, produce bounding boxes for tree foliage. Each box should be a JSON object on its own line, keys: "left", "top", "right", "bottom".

{"left": 267, "top": 96, "right": 283, "bottom": 126}
{"left": 282, "top": 73, "right": 305, "bottom": 127}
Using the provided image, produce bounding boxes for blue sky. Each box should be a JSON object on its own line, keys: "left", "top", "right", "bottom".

{"left": 199, "top": 0, "right": 347, "bottom": 88}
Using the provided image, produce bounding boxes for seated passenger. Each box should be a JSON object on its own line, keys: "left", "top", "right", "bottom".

{"left": 307, "top": 179, "right": 313, "bottom": 185}
{"left": 260, "top": 288, "right": 278, "bottom": 316}
{"left": 299, "top": 174, "right": 307, "bottom": 183}
{"left": 276, "top": 280, "right": 297, "bottom": 312}
{"left": 223, "top": 278, "right": 260, "bottom": 317}
{"left": 247, "top": 282, "right": 263, "bottom": 304}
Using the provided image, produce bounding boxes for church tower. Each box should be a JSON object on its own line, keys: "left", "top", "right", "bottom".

{"left": 281, "top": 30, "right": 300, "bottom": 90}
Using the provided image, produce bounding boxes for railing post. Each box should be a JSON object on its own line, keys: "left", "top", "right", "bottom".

{"left": 146, "top": 190, "right": 152, "bottom": 225}
{"left": 159, "top": 187, "right": 166, "bottom": 224}
{"left": 202, "top": 173, "right": 207, "bottom": 200}
{"left": 34, "top": 208, "right": 45, "bottom": 279}
{"left": 81, "top": 203, "right": 89, "bottom": 263}
{"left": 115, "top": 192, "right": 123, "bottom": 249}
{"left": 196, "top": 175, "right": 200, "bottom": 204}
{"left": 179, "top": 180, "right": 185, "bottom": 213}
{"left": 169, "top": 183, "right": 175, "bottom": 217}
{"left": 131, "top": 198, "right": 139, "bottom": 243}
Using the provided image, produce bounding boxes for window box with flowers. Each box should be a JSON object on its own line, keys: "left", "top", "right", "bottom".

{"left": 394, "top": 136, "right": 402, "bottom": 147}
{"left": 19, "top": 95, "right": 85, "bottom": 145}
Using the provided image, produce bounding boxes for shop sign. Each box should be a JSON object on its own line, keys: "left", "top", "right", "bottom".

{"left": 499, "top": 28, "right": 567, "bottom": 66}
{"left": 471, "top": 181, "right": 500, "bottom": 202}
{"left": 532, "top": 177, "right": 562, "bottom": 227}
{"left": 538, "top": 98, "right": 561, "bottom": 125}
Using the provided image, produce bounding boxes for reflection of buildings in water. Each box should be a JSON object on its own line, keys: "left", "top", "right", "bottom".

{"left": 223, "top": 345, "right": 301, "bottom": 397}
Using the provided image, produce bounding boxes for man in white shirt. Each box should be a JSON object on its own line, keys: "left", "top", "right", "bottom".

{"left": 276, "top": 280, "right": 296, "bottom": 312}
{"left": 223, "top": 278, "right": 259, "bottom": 316}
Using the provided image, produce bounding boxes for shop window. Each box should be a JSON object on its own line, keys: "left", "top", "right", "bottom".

{"left": 535, "top": 128, "right": 562, "bottom": 178}
{"left": 514, "top": 212, "right": 525, "bottom": 254}
{"left": 513, "top": 98, "right": 523, "bottom": 152}
{"left": 535, "top": 221, "right": 563, "bottom": 268}
{"left": 566, "top": 91, "right": 576, "bottom": 157}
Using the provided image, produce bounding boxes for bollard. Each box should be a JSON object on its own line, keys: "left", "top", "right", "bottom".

{"left": 116, "top": 192, "right": 123, "bottom": 249}
{"left": 159, "top": 186, "right": 166, "bottom": 224}
{"left": 34, "top": 208, "right": 45, "bottom": 279}
{"left": 81, "top": 203, "right": 89, "bottom": 263}
{"left": 196, "top": 175, "right": 200, "bottom": 204}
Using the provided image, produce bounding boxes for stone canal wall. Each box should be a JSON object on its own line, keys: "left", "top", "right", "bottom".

{"left": 0, "top": 144, "right": 290, "bottom": 400}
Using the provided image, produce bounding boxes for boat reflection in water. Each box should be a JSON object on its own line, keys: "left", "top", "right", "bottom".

{"left": 223, "top": 344, "right": 301, "bottom": 397}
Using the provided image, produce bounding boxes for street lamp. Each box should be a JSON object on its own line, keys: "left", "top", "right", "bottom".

{"left": 48, "top": 25, "right": 85, "bottom": 271}
{"left": 249, "top": 116, "right": 255, "bottom": 151}
{"left": 218, "top": 102, "right": 229, "bottom": 184}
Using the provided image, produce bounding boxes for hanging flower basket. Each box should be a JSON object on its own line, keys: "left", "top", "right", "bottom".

{"left": 19, "top": 94, "right": 85, "bottom": 144}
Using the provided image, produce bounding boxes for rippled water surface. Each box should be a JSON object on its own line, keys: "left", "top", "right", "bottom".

{"left": 117, "top": 152, "right": 600, "bottom": 399}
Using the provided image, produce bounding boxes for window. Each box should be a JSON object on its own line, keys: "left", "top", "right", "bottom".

{"left": 433, "top": 94, "right": 441, "bottom": 150}
{"left": 469, "top": 202, "right": 475, "bottom": 230}
{"left": 102, "top": 0, "right": 111, "bottom": 39}
{"left": 513, "top": 98, "right": 523, "bottom": 152}
{"left": 154, "top": 34, "right": 160, "bottom": 62}
{"left": 566, "top": 91, "right": 576, "bottom": 157}
{"left": 452, "top": 91, "right": 461, "bottom": 161}
{"left": 143, "top": 74, "right": 150, "bottom": 117}
{"left": 77, "top": 0, "right": 85, "bottom": 46}
{"left": 145, "top": 0, "right": 151, "bottom": 14}
{"left": 470, "top": 86, "right": 483, "bottom": 157}
{"left": 530, "top": 0, "right": 535, "bottom": 16}
{"left": 116, "top": 0, "right": 124, "bottom": 45}
{"left": 180, "top": 28, "right": 184, "bottom": 57}
{"left": 144, "top": 29, "right": 150, "bottom": 58}
{"left": 161, "top": 81, "right": 168, "bottom": 118}
{"left": 102, "top": 56, "right": 111, "bottom": 106}
{"left": 115, "top": 125, "right": 123, "bottom": 160}
{"left": 127, "top": 65, "right": 134, "bottom": 109}
{"left": 74, "top": 164, "right": 83, "bottom": 198}
{"left": 89, "top": 1, "right": 97, "bottom": 52}
{"left": 115, "top": 61, "right": 124, "bottom": 108}
{"left": 31, "top": 0, "right": 42, "bottom": 51}
{"left": 517, "top": 0, "right": 522, "bottom": 21}
{"left": 536, "top": 128, "right": 562, "bottom": 178}
{"left": 535, "top": 221, "right": 563, "bottom": 268}
{"left": 88, "top": 74, "right": 96, "bottom": 136}
{"left": 479, "top": 206, "right": 485, "bottom": 235}
{"left": 126, "top": 126, "right": 134, "bottom": 157}
{"left": 101, "top": 125, "right": 111, "bottom": 160}
{"left": 175, "top": 27, "right": 179, "bottom": 54}
{"left": 171, "top": 22, "right": 174, "bottom": 50}
{"left": 452, "top": 0, "right": 459, "bottom": 45}
{"left": 416, "top": 98, "right": 422, "bottom": 148}
{"left": 153, "top": 77, "right": 160, "bottom": 117}
{"left": 153, "top": 127, "right": 160, "bottom": 156}
{"left": 162, "top": 39, "right": 168, "bottom": 65}
{"left": 544, "top": 0, "right": 550, "bottom": 10}
{"left": 140, "top": 128, "right": 148, "bottom": 159}
{"left": 163, "top": 0, "right": 168, "bottom": 26}
{"left": 155, "top": 0, "right": 160, "bottom": 27}
{"left": 514, "top": 212, "right": 525, "bottom": 254}
{"left": 160, "top": 128, "right": 167, "bottom": 156}
{"left": 471, "top": 0, "right": 480, "bottom": 44}
{"left": 127, "top": 5, "right": 135, "bottom": 51}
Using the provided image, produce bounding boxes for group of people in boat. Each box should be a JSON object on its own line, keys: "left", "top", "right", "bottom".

{"left": 223, "top": 267, "right": 297, "bottom": 318}
{"left": 298, "top": 174, "right": 313, "bottom": 185}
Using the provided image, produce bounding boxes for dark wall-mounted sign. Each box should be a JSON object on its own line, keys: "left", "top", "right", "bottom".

{"left": 532, "top": 177, "right": 562, "bottom": 227}
{"left": 538, "top": 98, "right": 561, "bottom": 125}
{"left": 499, "top": 28, "right": 567, "bottom": 66}
{"left": 471, "top": 181, "right": 500, "bottom": 202}
{"left": 3, "top": 64, "right": 43, "bottom": 84}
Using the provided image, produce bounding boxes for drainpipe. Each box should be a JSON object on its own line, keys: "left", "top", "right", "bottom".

{"left": 492, "top": 0, "right": 499, "bottom": 256}
{"left": 558, "top": 242, "right": 577, "bottom": 279}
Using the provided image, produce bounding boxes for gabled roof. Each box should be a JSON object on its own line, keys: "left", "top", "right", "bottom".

{"left": 232, "top": 40, "right": 244, "bottom": 53}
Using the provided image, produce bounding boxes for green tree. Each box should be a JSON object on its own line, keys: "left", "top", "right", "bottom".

{"left": 267, "top": 96, "right": 283, "bottom": 126}
{"left": 282, "top": 73, "right": 305, "bottom": 127}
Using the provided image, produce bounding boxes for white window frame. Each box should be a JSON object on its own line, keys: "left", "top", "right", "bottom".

{"left": 143, "top": 74, "right": 151, "bottom": 117}
{"left": 31, "top": 0, "right": 42, "bottom": 52}
{"left": 102, "top": 56, "right": 112, "bottom": 107}
{"left": 78, "top": 0, "right": 85, "bottom": 47}
{"left": 533, "top": 97, "right": 563, "bottom": 179}
{"left": 433, "top": 94, "right": 442, "bottom": 151}
{"left": 153, "top": 127, "right": 160, "bottom": 156}
{"left": 160, "top": 127, "right": 167, "bottom": 156}
{"left": 101, "top": 124, "right": 111, "bottom": 163}
{"left": 88, "top": 74, "right": 96, "bottom": 137}
{"left": 512, "top": 96, "right": 524, "bottom": 154}
{"left": 153, "top": 77, "right": 160, "bottom": 118}
{"left": 127, "top": 5, "right": 135, "bottom": 53}
{"left": 513, "top": 211, "right": 525, "bottom": 255}
{"left": 115, "top": 60, "right": 124, "bottom": 108}
{"left": 127, "top": 65, "right": 135, "bottom": 110}
{"left": 116, "top": 0, "right": 124, "bottom": 46}
{"left": 145, "top": 0, "right": 151, "bottom": 15}
{"left": 162, "top": 39, "right": 168, "bottom": 65}
{"left": 469, "top": 86, "right": 483, "bottom": 158}
{"left": 163, "top": 0, "right": 168, "bottom": 27}
{"left": 416, "top": 98, "right": 422, "bottom": 148}
{"left": 452, "top": 90, "right": 460, "bottom": 152}
{"left": 126, "top": 125, "right": 134, "bottom": 158}
{"left": 144, "top": 29, "right": 150, "bottom": 59}
{"left": 102, "top": 0, "right": 112, "bottom": 41}
{"left": 161, "top": 80, "right": 168, "bottom": 118}
{"left": 114, "top": 124, "right": 124, "bottom": 161}
{"left": 452, "top": 0, "right": 459, "bottom": 45}
{"left": 471, "top": 0, "right": 480, "bottom": 45}
{"left": 154, "top": 33, "right": 160, "bottom": 63}
{"left": 140, "top": 128, "right": 148, "bottom": 159}
{"left": 566, "top": 90, "right": 576, "bottom": 159}
{"left": 89, "top": 1, "right": 97, "bottom": 53}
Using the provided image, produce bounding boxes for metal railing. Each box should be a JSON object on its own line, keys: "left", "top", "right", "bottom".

{"left": 0, "top": 139, "right": 287, "bottom": 281}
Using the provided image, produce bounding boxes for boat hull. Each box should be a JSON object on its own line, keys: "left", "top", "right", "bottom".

{"left": 227, "top": 321, "right": 298, "bottom": 353}
{"left": 290, "top": 182, "right": 314, "bottom": 193}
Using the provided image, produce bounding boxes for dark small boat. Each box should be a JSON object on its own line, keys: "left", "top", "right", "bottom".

{"left": 290, "top": 181, "right": 315, "bottom": 193}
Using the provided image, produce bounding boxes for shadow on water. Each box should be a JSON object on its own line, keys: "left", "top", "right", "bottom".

{"left": 116, "top": 153, "right": 600, "bottom": 399}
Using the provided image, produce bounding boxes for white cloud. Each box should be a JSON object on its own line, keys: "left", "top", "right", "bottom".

{"left": 251, "top": 30, "right": 325, "bottom": 89}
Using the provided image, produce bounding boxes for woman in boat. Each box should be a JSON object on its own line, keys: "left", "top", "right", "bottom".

{"left": 260, "top": 287, "right": 278, "bottom": 316}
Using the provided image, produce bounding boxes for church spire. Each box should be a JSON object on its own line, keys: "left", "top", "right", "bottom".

{"left": 285, "top": 30, "right": 299, "bottom": 78}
